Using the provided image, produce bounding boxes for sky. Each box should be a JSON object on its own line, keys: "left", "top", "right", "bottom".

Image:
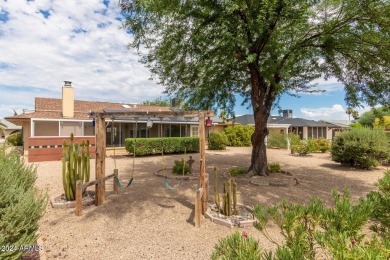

{"left": 0, "top": 0, "right": 371, "bottom": 121}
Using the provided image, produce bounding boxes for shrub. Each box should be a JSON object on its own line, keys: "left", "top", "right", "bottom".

{"left": 267, "top": 162, "right": 281, "bottom": 173}
{"left": 223, "top": 125, "right": 254, "bottom": 146}
{"left": 208, "top": 132, "right": 228, "bottom": 150}
{"left": 6, "top": 131, "right": 22, "bottom": 146}
{"left": 288, "top": 133, "right": 302, "bottom": 146}
{"left": 316, "top": 138, "right": 331, "bottom": 153}
{"left": 125, "top": 137, "right": 199, "bottom": 156}
{"left": 172, "top": 159, "right": 189, "bottom": 175}
{"left": 211, "top": 231, "right": 262, "bottom": 260}
{"left": 368, "top": 170, "right": 390, "bottom": 241}
{"left": 267, "top": 131, "right": 287, "bottom": 148}
{"left": 229, "top": 167, "right": 247, "bottom": 176}
{"left": 331, "top": 128, "right": 390, "bottom": 169}
{"left": 0, "top": 146, "right": 47, "bottom": 260}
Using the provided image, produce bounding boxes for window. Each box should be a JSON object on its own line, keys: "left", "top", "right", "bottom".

{"left": 34, "top": 121, "right": 59, "bottom": 136}
{"left": 60, "top": 121, "right": 82, "bottom": 136}
{"left": 191, "top": 126, "right": 199, "bottom": 137}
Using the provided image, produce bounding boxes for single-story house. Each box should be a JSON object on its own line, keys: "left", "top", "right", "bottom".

{"left": 0, "top": 118, "right": 22, "bottom": 140}
{"left": 5, "top": 81, "right": 223, "bottom": 162}
{"left": 233, "top": 110, "right": 348, "bottom": 140}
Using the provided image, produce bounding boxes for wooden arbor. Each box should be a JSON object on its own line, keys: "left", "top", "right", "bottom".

{"left": 91, "top": 110, "right": 214, "bottom": 217}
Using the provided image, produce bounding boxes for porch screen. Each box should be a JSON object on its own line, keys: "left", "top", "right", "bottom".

{"left": 34, "top": 121, "right": 59, "bottom": 136}
{"left": 84, "top": 122, "right": 95, "bottom": 136}
{"left": 60, "top": 121, "right": 82, "bottom": 136}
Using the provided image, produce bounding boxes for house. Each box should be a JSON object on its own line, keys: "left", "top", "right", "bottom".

{"left": 5, "top": 81, "right": 222, "bottom": 162}
{"left": 0, "top": 119, "right": 22, "bottom": 140}
{"left": 233, "top": 110, "right": 347, "bottom": 140}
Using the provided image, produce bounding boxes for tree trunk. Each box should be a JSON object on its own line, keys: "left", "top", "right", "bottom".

{"left": 249, "top": 107, "right": 270, "bottom": 176}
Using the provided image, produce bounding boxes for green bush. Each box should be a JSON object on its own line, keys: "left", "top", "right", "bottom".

{"left": 316, "top": 138, "right": 331, "bottom": 153}
{"left": 172, "top": 159, "right": 189, "bottom": 175}
{"left": 223, "top": 125, "right": 254, "bottom": 146}
{"left": 267, "top": 131, "right": 287, "bottom": 148}
{"left": 125, "top": 137, "right": 199, "bottom": 156}
{"left": 291, "top": 144, "right": 310, "bottom": 156}
{"left": 229, "top": 167, "right": 247, "bottom": 176}
{"left": 267, "top": 162, "right": 281, "bottom": 173}
{"left": 288, "top": 133, "right": 302, "bottom": 146}
{"left": 6, "top": 131, "right": 22, "bottom": 146}
{"left": 0, "top": 146, "right": 47, "bottom": 260}
{"left": 211, "top": 231, "right": 262, "bottom": 260}
{"left": 331, "top": 128, "right": 390, "bottom": 169}
{"left": 368, "top": 170, "right": 390, "bottom": 241}
{"left": 208, "top": 132, "right": 228, "bottom": 150}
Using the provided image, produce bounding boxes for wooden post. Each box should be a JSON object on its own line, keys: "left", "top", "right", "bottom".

{"left": 95, "top": 116, "right": 106, "bottom": 206}
{"left": 75, "top": 180, "right": 82, "bottom": 216}
{"left": 113, "top": 169, "right": 119, "bottom": 195}
{"left": 199, "top": 112, "right": 207, "bottom": 214}
{"left": 195, "top": 188, "right": 203, "bottom": 228}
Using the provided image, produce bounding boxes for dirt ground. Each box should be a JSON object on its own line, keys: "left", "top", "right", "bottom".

{"left": 34, "top": 147, "right": 387, "bottom": 259}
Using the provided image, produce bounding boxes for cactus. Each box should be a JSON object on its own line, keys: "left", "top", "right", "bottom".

{"left": 62, "top": 133, "right": 91, "bottom": 201}
{"left": 213, "top": 167, "right": 239, "bottom": 216}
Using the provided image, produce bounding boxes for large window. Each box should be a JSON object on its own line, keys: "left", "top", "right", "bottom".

{"left": 34, "top": 121, "right": 59, "bottom": 136}
{"left": 307, "top": 127, "right": 327, "bottom": 139}
{"left": 33, "top": 120, "right": 95, "bottom": 137}
{"left": 61, "top": 121, "right": 82, "bottom": 136}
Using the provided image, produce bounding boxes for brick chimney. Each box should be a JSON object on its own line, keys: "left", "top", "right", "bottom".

{"left": 62, "top": 81, "right": 74, "bottom": 118}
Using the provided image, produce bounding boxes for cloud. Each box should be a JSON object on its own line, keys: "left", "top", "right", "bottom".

{"left": 300, "top": 104, "right": 370, "bottom": 120}
{"left": 0, "top": 0, "right": 164, "bottom": 118}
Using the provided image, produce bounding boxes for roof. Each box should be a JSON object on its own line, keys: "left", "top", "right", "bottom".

{"left": 319, "top": 120, "right": 350, "bottom": 128}
{"left": 5, "top": 97, "right": 173, "bottom": 123}
{"left": 0, "top": 119, "right": 22, "bottom": 130}
{"left": 233, "top": 114, "right": 336, "bottom": 127}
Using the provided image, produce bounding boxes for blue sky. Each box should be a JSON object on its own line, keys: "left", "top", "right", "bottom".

{"left": 0, "top": 0, "right": 370, "bottom": 121}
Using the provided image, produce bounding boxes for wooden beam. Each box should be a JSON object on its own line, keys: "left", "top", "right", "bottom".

{"left": 199, "top": 111, "right": 207, "bottom": 215}
{"left": 195, "top": 188, "right": 203, "bottom": 228}
{"left": 95, "top": 116, "right": 106, "bottom": 206}
{"left": 91, "top": 110, "right": 214, "bottom": 119}
{"left": 75, "top": 180, "right": 82, "bottom": 216}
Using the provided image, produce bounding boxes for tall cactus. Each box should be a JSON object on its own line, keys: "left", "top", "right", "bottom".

{"left": 213, "top": 167, "right": 239, "bottom": 216}
{"left": 62, "top": 133, "right": 91, "bottom": 201}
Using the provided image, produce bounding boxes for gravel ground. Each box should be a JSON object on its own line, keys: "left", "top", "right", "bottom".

{"left": 33, "top": 147, "right": 387, "bottom": 259}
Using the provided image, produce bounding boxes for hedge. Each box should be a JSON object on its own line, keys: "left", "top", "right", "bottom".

{"left": 208, "top": 132, "right": 228, "bottom": 150}
{"left": 125, "top": 137, "right": 199, "bottom": 156}
{"left": 223, "top": 125, "right": 254, "bottom": 146}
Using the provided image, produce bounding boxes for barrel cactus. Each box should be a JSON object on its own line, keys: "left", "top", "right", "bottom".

{"left": 62, "top": 133, "right": 91, "bottom": 201}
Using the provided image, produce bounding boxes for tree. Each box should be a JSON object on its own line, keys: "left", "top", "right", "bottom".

{"left": 121, "top": 0, "right": 390, "bottom": 176}
{"left": 358, "top": 107, "right": 390, "bottom": 127}
{"left": 141, "top": 97, "right": 170, "bottom": 107}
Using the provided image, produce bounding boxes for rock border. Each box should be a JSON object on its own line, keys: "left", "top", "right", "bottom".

{"left": 50, "top": 191, "right": 95, "bottom": 209}
{"left": 204, "top": 204, "right": 256, "bottom": 228}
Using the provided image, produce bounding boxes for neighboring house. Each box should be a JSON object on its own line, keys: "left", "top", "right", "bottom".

{"left": 233, "top": 110, "right": 346, "bottom": 140}
{"left": 0, "top": 119, "right": 22, "bottom": 139}
{"left": 5, "top": 81, "right": 222, "bottom": 162}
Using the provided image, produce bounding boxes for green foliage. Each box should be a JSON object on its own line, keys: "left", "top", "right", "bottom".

{"left": 316, "top": 138, "right": 331, "bottom": 153}
{"left": 125, "top": 137, "right": 199, "bottom": 156}
{"left": 172, "top": 159, "right": 189, "bottom": 175}
{"left": 223, "top": 125, "right": 253, "bottom": 147}
{"left": 358, "top": 108, "right": 390, "bottom": 128}
{"left": 211, "top": 231, "right": 262, "bottom": 260}
{"left": 252, "top": 189, "right": 389, "bottom": 259}
{"left": 289, "top": 133, "right": 302, "bottom": 146}
{"left": 0, "top": 146, "right": 47, "bottom": 260}
{"left": 141, "top": 97, "right": 170, "bottom": 107}
{"left": 267, "top": 163, "right": 281, "bottom": 173}
{"left": 331, "top": 128, "right": 390, "bottom": 169}
{"left": 62, "top": 134, "right": 91, "bottom": 201}
{"left": 208, "top": 132, "right": 228, "bottom": 150}
{"left": 267, "top": 131, "right": 287, "bottom": 149}
{"left": 350, "top": 122, "right": 364, "bottom": 128}
{"left": 6, "top": 131, "right": 22, "bottom": 146}
{"left": 367, "top": 170, "right": 390, "bottom": 241}
{"left": 229, "top": 167, "right": 247, "bottom": 176}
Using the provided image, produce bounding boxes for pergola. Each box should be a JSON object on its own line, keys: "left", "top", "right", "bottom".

{"left": 90, "top": 109, "right": 214, "bottom": 218}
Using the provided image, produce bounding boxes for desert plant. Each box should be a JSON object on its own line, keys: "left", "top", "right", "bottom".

{"left": 368, "top": 170, "right": 390, "bottom": 241}
{"left": 229, "top": 167, "right": 247, "bottom": 176}
{"left": 331, "top": 127, "right": 390, "bottom": 169}
{"left": 223, "top": 125, "right": 254, "bottom": 146}
{"left": 267, "top": 163, "right": 281, "bottom": 173}
{"left": 172, "top": 159, "right": 189, "bottom": 175}
{"left": 316, "top": 138, "right": 331, "bottom": 153}
{"left": 208, "top": 132, "right": 228, "bottom": 150}
{"left": 62, "top": 133, "right": 91, "bottom": 201}
{"left": 6, "top": 131, "right": 22, "bottom": 146}
{"left": 211, "top": 231, "right": 262, "bottom": 260}
{"left": 0, "top": 145, "right": 47, "bottom": 260}
{"left": 213, "top": 169, "right": 238, "bottom": 216}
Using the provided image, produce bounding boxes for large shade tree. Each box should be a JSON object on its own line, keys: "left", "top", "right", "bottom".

{"left": 121, "top": 0, "right": 390, "bottom": 176}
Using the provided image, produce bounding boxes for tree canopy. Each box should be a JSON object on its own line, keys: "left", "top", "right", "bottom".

{"left": 122, "top": 0, "right": 390, "bottom": 175}
{"left": 358, "top": 107, "right": 390, "bottom": 127}
{"left": 141, "top": 97, "right": 170, "bottom": 107}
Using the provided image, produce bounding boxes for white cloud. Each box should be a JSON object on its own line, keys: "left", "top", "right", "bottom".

{"left": 0, "top": 0, "right": 164, "bottom": 118}
{"left": 300, "top": 104, "right": 370, "bottom": 120}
